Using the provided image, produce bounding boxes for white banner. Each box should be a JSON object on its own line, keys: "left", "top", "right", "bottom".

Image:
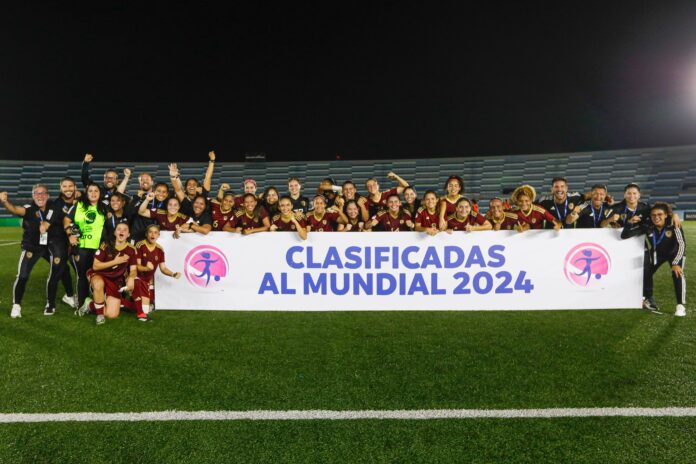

{"left": 155, "top": 230, "right": 644, "bottom": 311}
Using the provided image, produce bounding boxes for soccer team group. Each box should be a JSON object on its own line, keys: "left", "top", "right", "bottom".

{"left": 0, "top": 151, "right": 687, "bottom": 323}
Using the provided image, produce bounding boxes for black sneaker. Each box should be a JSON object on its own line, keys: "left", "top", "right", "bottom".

{"left": 642, "top": 297, "right": 662, "bottom": 314}
{"left": 43, "top": 306, "right": 56, "bottom": 316}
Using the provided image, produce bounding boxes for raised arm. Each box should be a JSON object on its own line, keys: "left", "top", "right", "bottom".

{"left": 356, "top": 197, "right": 370, "bottom": 222}
{"left": 203, "top": 151, "right": 215, "bottom": 193}
{"left": 117, "top": 168, "right": 131, "bottom": 194}
{"left": 387, "top": 171, "right": 409, "bottom": 194}
{"left": 217, "top": 183, "right": 230, "bottom": 201}
{"left": 81, "top": 153, "right": 94, "bottom": 188}
{"left": 169, "top": 163, "right": 186, "bottom": 202}
{"left": 138, "top": 192, "right": 155, "bottom": 218}
{"left": 0, "top": 192, "right": 26, "bottom": 216}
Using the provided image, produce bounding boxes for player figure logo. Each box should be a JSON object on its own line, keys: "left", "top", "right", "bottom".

{"left": 564, "top": 242, "right": 611, "bottom": 287}
{"left": 184, "top": 245, "right": 229, "bottom": 288}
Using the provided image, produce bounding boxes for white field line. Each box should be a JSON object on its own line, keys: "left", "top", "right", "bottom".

{"left": 0, "top": 241, "right": 19, "bottom": 247}
{"left": 2, "top": 407, "right": 696, "bottom": 423}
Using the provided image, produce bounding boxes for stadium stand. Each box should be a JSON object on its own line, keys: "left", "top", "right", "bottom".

{"left": 2, "top": 145, "right": 696, "bottom": 219}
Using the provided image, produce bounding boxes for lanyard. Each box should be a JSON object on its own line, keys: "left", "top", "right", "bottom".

{"left": 625, "top": 205, "right": 637, "bottom": 219}
{"left": 112, "top": 214, "right": 116, "bottom": 229}
{"left": 37, "top": 209, "right": 44, "bottom": 222}
{"left": 652, "top": 227, "right": 667, "bottom": 263}
{"left": 592, "top": 204, "right": 604, "bottom": 228}
{"left": 652, "top": 228, "right": 667, "bottom": 249}
{"left": 554, "top": 198, "right": 568, "bottom": 221}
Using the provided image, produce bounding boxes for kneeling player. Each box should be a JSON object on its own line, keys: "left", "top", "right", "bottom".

{"left": 269, "top": 196, "right": 308, "bottom": 239}
{"left": 133, "top": 224, "right": 181, "bottom": 321}
{"left": 622, "top": 202, "right": 687, "bottom": 316}
{"left": 85, "top": 223, "right": 137, "bottom": 325}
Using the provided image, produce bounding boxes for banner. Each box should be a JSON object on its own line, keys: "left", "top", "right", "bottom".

{"left": 155, "top": 230, "right": 644, "bottom": 311}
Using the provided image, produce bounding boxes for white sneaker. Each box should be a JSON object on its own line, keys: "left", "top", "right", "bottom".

{"left": 62, "top": 294, "right": 76, "bottom": 308}
{"left": 10, "top": 304, "right": 21, "bottom": 319}
{"left": 96, "top": 314, "right": 105, "bottom": 325}
{"left": 77, "top": 297, "right": 92, "bottom": 317}
{"left": 675, "top": 304, "right": 686, "bottom": 317}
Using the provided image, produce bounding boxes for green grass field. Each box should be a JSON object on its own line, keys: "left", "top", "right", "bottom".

{"left": 0, "top": 225, "right": 695, "bottom": 463}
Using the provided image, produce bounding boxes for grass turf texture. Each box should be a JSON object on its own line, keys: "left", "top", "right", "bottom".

{"left": 0, "top": 224, "right": 695, "bottom": 462}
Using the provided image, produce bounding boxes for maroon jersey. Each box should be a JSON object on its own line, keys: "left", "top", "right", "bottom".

{"left": 136, "top": 241, "right": 165, "bottom": 282}
{"left": 514, "top": 205, "right": 556, "bottom": 229}
{"left": 232, "top": 208, "right": 269, "bottom": 230}
{"left": 210, "top": 203, "right": 235, "bottom": 231}
{"left": 272, "top": 213, "right": 306, "bottom": 231}
{"left": 153, "top": 210, "right": 189, "bottom": 231}
{"left": 233, "top": 195, "right": 245, "bottom": 208}
{"left": 488, "top": 212, "right": 519, "bottom": 231}
{"left": 306, "top": 210, "right": 340, "bottom": 232}
{"left": 93, "top": 243, "right": 137, "bottom": 280}
{"left": 373, "top": 210, "right": 413, "bottom": 231}
{"left": 440, "top": 195, "right": 463, "bottom": 217}
{"left": 447, "top": 211, "right": 487, "bottom": 231}
{"left": 415, "top": 207, "right": 439, "bottom": 229}
{"left": 365, "top": 187, "right": 398, "bottom": 216}
{"left": 342, "top": 219, "right": 365, "bottom": 232}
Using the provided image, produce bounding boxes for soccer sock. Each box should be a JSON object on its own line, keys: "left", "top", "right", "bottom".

{"left": 135, "top": 301, "right": 146, "bottom": 319}
{"left": 93, "top": 302, "right": 104, "bottom": 315}
{"left": 120, "top": 298, "right": 137, "bottom": 313}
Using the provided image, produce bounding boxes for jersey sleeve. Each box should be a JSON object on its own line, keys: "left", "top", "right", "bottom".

{"left": 127, "top": 246, "right": 138, "bottom": 267}
{"left": 542, "top": 208, "right": 556, "bottom": 223}
{"left": 473, "top": 212, "right": 486, "bottom": 225}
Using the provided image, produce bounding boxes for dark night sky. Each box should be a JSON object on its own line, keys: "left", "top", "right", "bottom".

{"left": 3, "top": 2, "right": 696, "bottom": 163}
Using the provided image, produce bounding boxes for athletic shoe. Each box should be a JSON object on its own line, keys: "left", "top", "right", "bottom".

{"left": 96, "top": 314, "right": 105, "bottom": 325}
{"left": 61, "top": 294, "right": 76, "bottom": 308}
{"left": 77, "top": 297, "right": 92, "bottom": 317}
{"left": 10, "top": 304, "right": 21, "bottom": 319}
{"left": 675, "top": 304, "right": 686, "bottom": 317}
{"left": 642, "top": 297, "right": 660, "bottom": 313}
{"left": 138, "top": 315, "right": 153, "bottom": 323}
{"left": 43, "top": 306, "right": 56, "bottom": 316}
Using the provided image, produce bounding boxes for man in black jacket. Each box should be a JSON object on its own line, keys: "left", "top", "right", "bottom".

{"left": 622, "top": 202, "right": 686, "bottom": 316}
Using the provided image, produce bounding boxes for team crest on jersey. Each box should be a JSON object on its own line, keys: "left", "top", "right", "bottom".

{"left": 322, "top": 220, "right": 326, "bottom": 225}
{"left": 666, "top": 230, "right": 673, "bottom": 238}
{"left": 26, "top": 251, "right": 33, "bottom": 258}
{"left": 291, "top": 225, "right": 296, "bottom": 230}
{"left": 569, "top": 203, "right": 575, "bottom": 209}
{"left": 54, "top": 257, "right": 61, "bottom": 264}
{"left": 531, "top": 218, "right": 536, "bottom": 224}
{"left": 399, "top": 220, "right": 404, "bottom": 224}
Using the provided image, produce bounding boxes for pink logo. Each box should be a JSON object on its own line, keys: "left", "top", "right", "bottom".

{"left": 184, "top": 245, "right": 229, "bottom": 288}
{"left": 564, "top": 242, "right": 611, "bottom": 287}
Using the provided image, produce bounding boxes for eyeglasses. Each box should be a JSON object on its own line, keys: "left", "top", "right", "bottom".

{"left": 33, "top": 192, "right": 48, "bottom": 196}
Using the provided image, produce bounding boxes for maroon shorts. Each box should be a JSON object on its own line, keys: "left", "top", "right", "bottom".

{"left": 132, "top": 277, "right": 154, "bottom": 302}
{"left": 87, "top": 270, "right": 124, "bottom": 299}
